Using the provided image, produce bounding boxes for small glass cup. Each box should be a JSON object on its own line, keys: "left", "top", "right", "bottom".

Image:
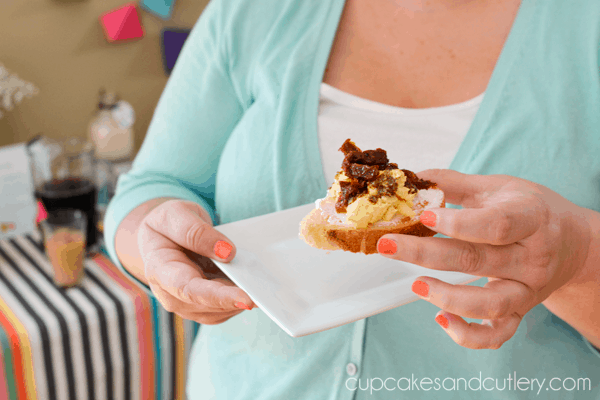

{"left": 40, "top": 208, "right": 87, "bottom": 287}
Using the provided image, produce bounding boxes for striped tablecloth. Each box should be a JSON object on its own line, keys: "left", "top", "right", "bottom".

{"left": 0, "top": 231, "right": 199, "bottom": 400}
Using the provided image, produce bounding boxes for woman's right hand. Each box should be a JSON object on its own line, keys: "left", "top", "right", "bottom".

{"left": 137, "top": 199, "right": 255, "bottom": 324}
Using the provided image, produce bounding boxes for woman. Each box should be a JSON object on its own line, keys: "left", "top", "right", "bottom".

{"left": 105, "top": 0, "right": 600, "bottom": 398}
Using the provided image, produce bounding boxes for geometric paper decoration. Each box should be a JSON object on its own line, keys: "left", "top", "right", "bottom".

{"left": 35, "top": 200, "right": 48, "bottom": 225}
{"left": 140, "top": 0, "right": 175, "bottom": 20}
{"left": 161, "top": 28, "right": 191, "bottom": 74}
{"left": 100, "top": 2, "right": 145, "bottom": 43}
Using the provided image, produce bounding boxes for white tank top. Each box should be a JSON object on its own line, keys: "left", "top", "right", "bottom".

{"left": 317, "top": 83, "right": 484, "bottom": 184}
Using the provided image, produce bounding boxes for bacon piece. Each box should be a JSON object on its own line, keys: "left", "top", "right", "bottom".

{"left": 346, "top": 163, "right": 379, "bottom": 181}
{"left": 339, "top": 139, "right": 362, "bottom": 155}
{"left": 369, "top": 173, "right": 398, "bottom": 203}
{"left": 402, "top": 169, "right": 435, "bottom": 192}
{"left": 335, "top": 180, "right": 367, "bottom": 213}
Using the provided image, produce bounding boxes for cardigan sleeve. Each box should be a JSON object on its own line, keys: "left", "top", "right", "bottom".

{"left": 103, "top": 0, "right": 244, "bottom": 291}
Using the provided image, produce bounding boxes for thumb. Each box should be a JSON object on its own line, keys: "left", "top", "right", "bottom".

{"left": 144, "top": 200, "right": 236, "bottom": 262}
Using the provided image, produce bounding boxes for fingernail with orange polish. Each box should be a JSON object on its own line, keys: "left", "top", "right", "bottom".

{"left": 378, "top": 238, "right": 397, "bottom": 255}
{"left": 411, "top": 280, "right": 429, "bottom": 298}
{"left": 435, "top": 314, "right": 449, "bottom": 329}
{"left": 420, "top": 211, "right": 437, "bottom": 227}
{"left": 235, "top": 302, "right": 252, "bottom": 310}
{"left": 214, "top": 240, "right": 232, "bottom": 259}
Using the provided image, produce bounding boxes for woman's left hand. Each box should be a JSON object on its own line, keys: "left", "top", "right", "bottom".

{"left": 377, "top": 169, "right": 593, "bottom": 350}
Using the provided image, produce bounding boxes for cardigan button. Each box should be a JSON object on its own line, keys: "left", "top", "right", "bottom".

{"left": 346, "top": 363, "right": 357, "bottom": 376}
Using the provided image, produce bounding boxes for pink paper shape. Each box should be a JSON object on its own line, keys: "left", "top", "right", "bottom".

{"left": 100, "top": 3, "right": 145, "bottom": 42}
{"left": 36, "top": 201, "right": 48, "bottom": 224}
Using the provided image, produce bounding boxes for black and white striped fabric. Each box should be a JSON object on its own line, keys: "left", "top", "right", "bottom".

{"left": 0, "top": 231, "right": 198, "bottom": 400}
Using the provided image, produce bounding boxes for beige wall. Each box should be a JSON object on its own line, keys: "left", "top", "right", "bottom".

{"left": 0, "top": 0, "right": 209, "bottom": 152}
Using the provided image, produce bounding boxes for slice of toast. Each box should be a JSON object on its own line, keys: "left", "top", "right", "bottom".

{"left": 299, "top": 138, "right": 444, "bottom": 255}
{"left": 299, "top": 187, "right": 444, "bottom": 254}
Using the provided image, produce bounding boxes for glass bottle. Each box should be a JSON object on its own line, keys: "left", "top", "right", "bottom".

{"left": 88, "top": 89, "right": 134, "bottom": 162}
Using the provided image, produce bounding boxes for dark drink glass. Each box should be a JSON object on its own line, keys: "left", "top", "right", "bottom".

{"left": 35, "top": 177, "right": 98, "bottom": 249}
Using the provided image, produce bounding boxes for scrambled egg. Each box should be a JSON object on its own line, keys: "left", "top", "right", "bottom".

{"left": 327, "top": 169, "right": 417, "bottom": 229}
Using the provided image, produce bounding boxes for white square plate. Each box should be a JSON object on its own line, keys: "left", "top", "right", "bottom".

{"left": 213, "top": 203, "right": 477, "bottom": 337}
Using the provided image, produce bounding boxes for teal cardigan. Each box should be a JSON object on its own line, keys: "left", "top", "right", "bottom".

{"left": 105, "top": 0, "right": 600, "bottom": 398}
